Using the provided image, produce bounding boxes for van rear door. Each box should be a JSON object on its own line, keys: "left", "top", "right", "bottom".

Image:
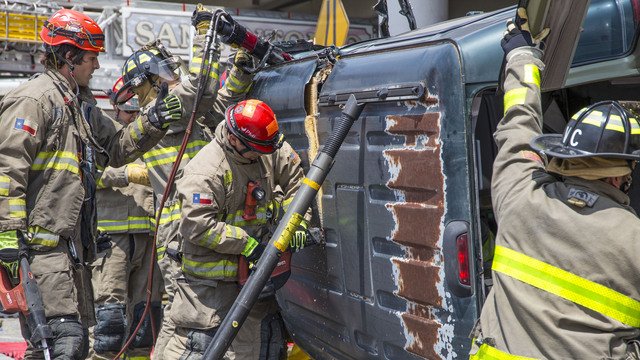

{"left": 250, "top": 38, "right": 477, "bottom": 358}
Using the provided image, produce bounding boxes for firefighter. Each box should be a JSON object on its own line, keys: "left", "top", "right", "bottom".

{"left": 89, "top": 97, "right": 163, "bottom": 359}
{"left": 165, "top": 99, "right": 308, "bottom": 359}
{"left": 470, "top": 8, "right": 640, "bottom": 359}
{"left": 0, "top": 8, "right": 180, "bottom": 359}
{"left": 111, "top": 5, "right": 255, "bottom": 357}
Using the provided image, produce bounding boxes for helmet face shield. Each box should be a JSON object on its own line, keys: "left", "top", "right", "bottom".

{"left": 114, "top": 44, "right": 184, "bottom": 105}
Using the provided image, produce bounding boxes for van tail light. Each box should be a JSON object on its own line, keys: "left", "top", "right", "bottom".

{"left": 632, "top": 0, "right": 640, "bottom": 25}
{"left": 444, "top": 221, "right": 471, "bottom": 297}
{"left": 456, "top": 233, "right": 470, "bottom": 286}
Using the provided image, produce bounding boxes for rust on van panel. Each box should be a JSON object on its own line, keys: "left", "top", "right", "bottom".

{"left": 401, "top": 312, "right": 441, "bottom": 360}
{"left": 393, "top": 258, "right": 442, "bottom": 307}
{"left": 386, "top": 113, "right": 439, "bottom": 147}
{"left": 384, "top": 109, "right": 446, "bottom": 358}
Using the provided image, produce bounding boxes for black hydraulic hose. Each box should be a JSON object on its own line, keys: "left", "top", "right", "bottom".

{"left": 202, "top": 94, "right": 365, "bottom": 360}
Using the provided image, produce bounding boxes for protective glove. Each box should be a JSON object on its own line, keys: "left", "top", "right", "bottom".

{"left": 147, "top": 82, "right": 182, "bottom": 129}
{"left": 501, "top": 7, "right": 550, "bottom": 56}
{"left": 96, "top": 231, "right": 112, "bottom": 253}
{"left": 0, "top": 230, "right": 19, "bottom": 278}
{"left": 233, "top": 48, "right": 255, "bottom": 74}
{"left": 242, "top": 236, "right": 266, "bottom": 264}
{"left": 126, "top": 163, "right": 151, "bottom": 186}
{"left": 191, "top": 3, "right": 213, "bottom": 35}
{"left": 290, "top": 221, "right": 308, "bottom": 252}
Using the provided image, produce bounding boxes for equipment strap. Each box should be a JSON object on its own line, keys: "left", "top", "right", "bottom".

{"left": 493, "top": 245, "right": 640, "bottom": 327}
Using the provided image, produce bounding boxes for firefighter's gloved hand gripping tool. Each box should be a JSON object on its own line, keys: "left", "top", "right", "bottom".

{"left": 204, "top": 95, "right": 366, "bottom": 359}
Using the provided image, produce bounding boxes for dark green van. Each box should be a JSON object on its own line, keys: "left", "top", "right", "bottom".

{"left": 248, "top": 1, "right": 640, "bottom": 358}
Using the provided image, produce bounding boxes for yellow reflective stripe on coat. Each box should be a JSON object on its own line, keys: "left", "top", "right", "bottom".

{"left": 503, "top": 64, "right": 540, "bottom": 115}
{"left": 130, "top": 116, "right": 145, "bottom": 141}
{"left": 225, "top": 207, "right": 268, "bottom": 227}
{"left": 156, "top": 245, "right": 166, "bottom": 261}
{"left": 31, "top": 151, "right": 79, "bottom": 174}
{"left": 189, "top": 59, "right": 219, "bottom": 80}
{"left": 493, "top": 245, "right": 640, "bottom": 327}
{"left": 143, "top": 140, "right": 208, "bottom": 168}
{"left": 523, "top": 64, "right": 540, "bottom": 87}
{"left": 470, "top": 341, "right": 537, "bottom": 360}
{"left": 158, "top": 203, "right": 181, "bottom": 226}
{"left": 0, "top": 176, "right": 9, "bottom": 196}
{"left": 8, "top": 198, "right": 26, "bottom": 219}
{"left": 181, "top": 257, "right": 237, "bottom": 279}
{"left": 198, "top": 224, "right": 242, "bottom": 250}
{"left": 27, "top": 226, "right": 59, "bottom": 248}
{"left": 98, "top": 216, "right": 153, "bottom": 233}
{"left": 225, "top": 72, "right": 251, "bottom": 94}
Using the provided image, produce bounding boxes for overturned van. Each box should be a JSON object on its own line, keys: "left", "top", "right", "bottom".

{"left": 247, "top": 1, "right": 640, "bottom": 358}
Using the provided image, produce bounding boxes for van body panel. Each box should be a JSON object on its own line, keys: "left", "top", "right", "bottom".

{"left": 250, "top": 42, "right": 475, "bottom": 359}
{"left": 244, "top": 1, "right": 640, "bottom": 359}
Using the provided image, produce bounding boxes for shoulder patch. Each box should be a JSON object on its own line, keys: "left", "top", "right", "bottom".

{"left": 290, "top": 150, "right": 301, "bottom": 165}
{"left": 567, "top": 188, "right": 599, "bottom": 208}
{"left": 521, "top": 150, "right": 543, "bottom": 165}
{"left": 13, "top": 118, "right": 38, "bottom": 136}
{"left": 192, "top": 193, "right": 214, "bottom": 205}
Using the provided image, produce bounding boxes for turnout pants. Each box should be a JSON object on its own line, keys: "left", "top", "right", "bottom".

{"left": 165, "top": 276, "right": 286, "bottom": 360}
{"left": 90, "top": 232, "right": 163, "bottom": 359}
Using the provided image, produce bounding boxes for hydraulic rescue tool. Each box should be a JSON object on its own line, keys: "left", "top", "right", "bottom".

{"left": 0, "top": 231, "right": 53, "bottom": 360}
{"left": 204, "top": 94, "right": 366, "bottom": 359}
{"left": 116, "top": 8, "right": 293, "bottom": 359}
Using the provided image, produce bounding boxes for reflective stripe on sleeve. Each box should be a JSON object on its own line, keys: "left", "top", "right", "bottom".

{"left": 8, "top": 198, "right": 26, "bottom": 219}
{"left": 198, "top": 224, "right": 242, "bottom": 250}
{"left": 470, "top": 341, "right": 537, "bottom": 360}
{"left": 503, "top": 88, "right": 528, "bottom": 115}
{"left": 493, "top": 245, "right": 640, "bottom": 327}
{"left": 143, "top": 140, "right": 208, "bottom": 168}
{"left": 158, "top": 203, "right": 181, "bottom": 226}
{"left": 130, "top": 116, "right": 145, "bottom": 141}
{"left": 225, "top": 72, "right": 251, "bottom": 94}
{"left": 27, "top": 226, "right": 59, "bottom": 248}
{"left": 523, "top": 64, "right": 540, "bottom": 88}
{"left": 97, "top": 216, "right": 153, "bottom": 233}
{"left": 0, "top": 176, "right": 9, "bottom": 196}
{"left": 31, "top": 151, "right": 79, "bottom": 174}
{"left": 181, "top": 257, "right": 237, "bottom": 279}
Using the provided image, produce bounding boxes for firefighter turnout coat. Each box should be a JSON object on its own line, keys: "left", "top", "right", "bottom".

{"left": 145, "top": 34, "right": 253, "bottom": 258}
{"left": 170, "top": 122, "right": 305, "bottom": 329}
{"left": 472, "top": 48, "right": 640, "bottom": 358}
{"left": 0, "top": 69, "right": 165, "bottom": 321}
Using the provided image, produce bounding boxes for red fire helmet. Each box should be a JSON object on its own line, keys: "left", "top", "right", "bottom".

{"left": 225, "top": 99, "right": 284, "bottom": 154}
{"left": 39, "top": 9, "right": 105, "bottom": 52}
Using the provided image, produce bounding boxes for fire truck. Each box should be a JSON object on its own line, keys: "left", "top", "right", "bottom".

{"left": 0, "top": 0, "right": 374, "bottom": 108}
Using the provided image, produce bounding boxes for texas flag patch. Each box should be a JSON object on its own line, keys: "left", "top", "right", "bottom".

{"left": 193, "top": 193, "right": 213, "bottom": 205}
{"left": 14, "top": 118, "right": 38, "bottom": 136}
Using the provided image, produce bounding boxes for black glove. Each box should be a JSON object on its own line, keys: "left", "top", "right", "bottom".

{"left": 501, "top": 7, "right": 549, "bottom": 56}
{"left": 96, "top": 231, "right": 112, "bottom": 253}
{"left": 191, "top": 4, "right": 213, "bottom": 34}
{"left": 243, "top": 237, "right": 266, "bottom": 264}
{"left": 147, "top": 82, "right": 182, "bottom": 129}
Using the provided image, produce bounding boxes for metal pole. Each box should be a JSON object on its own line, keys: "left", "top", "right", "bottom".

{"left": 203, "top": 94, "right": 365, "bottom": 359}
